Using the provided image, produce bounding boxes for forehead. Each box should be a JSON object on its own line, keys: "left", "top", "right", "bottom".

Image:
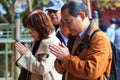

{"left": 61, "top": 9, "right": 73, "bottom": 22}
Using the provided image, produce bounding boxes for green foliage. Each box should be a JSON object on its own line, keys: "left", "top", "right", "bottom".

{"left": 40, "top": 0, "right": 48, "bottom": 2}
{"left": 0, "top": 0, "right": 14, "bottom": 23}
{"left": 0, "top": 14, "right": 8, "bottom": 23}
{"left": 114, "top": 1, "right": 120, "bottom": 7}
{"left": 95, "top": 0, "right": 120, "bottom": 10}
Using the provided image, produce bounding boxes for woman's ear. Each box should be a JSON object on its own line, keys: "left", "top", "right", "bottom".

{"left": 78, "top": 11, "right": 86, "bottom": 21}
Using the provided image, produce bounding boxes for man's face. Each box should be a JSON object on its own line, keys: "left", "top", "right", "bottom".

{"left": 48, "top": 10, "right": 61, "bottom": 25}
{"left": 61, "top": 9, "right": 83, "bottom": 36}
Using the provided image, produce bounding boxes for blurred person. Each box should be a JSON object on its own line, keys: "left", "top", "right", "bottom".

{"left": 49, "top": 1, "right": 112, "bottom": 80}
{"left": 106, "top": 18, "right": 116, "bottom": 43}
{"left": 15, "top": 9, "right": 62, "bottom": 80}
{"left": 46, "top": 0, "right": 70, "bottom": 45}
{"left": 56, "top": 21, "right": 70, "bottom": 45}
{"left": 114, "top": 19, "right": 120, "bottom": 49}
{"left": 46, "top": 0, "right": 64, "bottom": 31}
{"left": 99, "top": 19, "right": 107, "bottom": 33}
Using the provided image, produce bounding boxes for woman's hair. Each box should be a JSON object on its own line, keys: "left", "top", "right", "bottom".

{"left": 22, "top": 9, "right": 55, "bottom": 40}
{"left": 61, "top": 0, "right": 88, "bottom": 17}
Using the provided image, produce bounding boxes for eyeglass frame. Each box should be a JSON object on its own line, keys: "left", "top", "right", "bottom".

{"left": 48, "top": 10, "right": 58, "bottom": 14}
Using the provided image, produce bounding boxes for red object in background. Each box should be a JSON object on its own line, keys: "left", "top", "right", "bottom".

{"left": 92, "top": 1, "right": 120, "bottom": 26}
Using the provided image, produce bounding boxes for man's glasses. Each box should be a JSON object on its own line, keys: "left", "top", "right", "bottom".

{"left": 48, "top": 10, "right": 58, "bottom": 14}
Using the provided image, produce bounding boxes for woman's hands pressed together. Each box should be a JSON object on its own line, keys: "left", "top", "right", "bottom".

{"left": 15, "top": 42, "right": 30, "bottom": 55}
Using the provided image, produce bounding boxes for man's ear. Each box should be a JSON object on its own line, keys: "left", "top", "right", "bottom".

{"left": 78, "top": 11, "right": 86, "bottom": 21}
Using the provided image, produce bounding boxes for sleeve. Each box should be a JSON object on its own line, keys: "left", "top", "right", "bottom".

{"left": 54, "top": 59, "right": 66, "bottom": 74}
{"left": 16, "top": 37, "right": 58, "bottom": 75}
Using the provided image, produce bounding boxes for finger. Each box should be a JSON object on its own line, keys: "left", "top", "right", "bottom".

{"left": 15, "top": 43, "right": 21, "bottom": 50}
{"left": 50, "top": 50, "right": 58, "bottom": 57}
{"left": 16, "top": 42, "right": 28, "bottom": 51}
{"left": 15, "top": 42, "right": 24, "bottom": 49}
{"left": 15, "top": 43, "right": 27, "bottom": 54}
{"left": 49, "top": 45, "right": 58, "bottom": 54}
{"left": 49, "top": 45, "right": 59, "bottom": 55}
{"left": 24, "top": 43, "right": 29, "bottom": 49}
{"left": 15, "top": 46, "right": 20, "bottom": 52}
{"left": 16, "top": 47, "right": 23, "bottom": 55}
{"left": 49, "top": 44, "right": 59, "bottom": 50}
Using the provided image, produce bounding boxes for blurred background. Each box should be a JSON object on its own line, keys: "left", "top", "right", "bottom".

{"left": 0, "top": 0, "right": 120, "bottom": 80}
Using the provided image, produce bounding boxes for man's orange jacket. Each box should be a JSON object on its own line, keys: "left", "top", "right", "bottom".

{"left": 54, "top": 24, "right": 112, "bottom": 80}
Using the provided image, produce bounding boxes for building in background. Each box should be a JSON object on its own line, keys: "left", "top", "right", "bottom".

{"left": 15, "top": 0, "right": 27, "bottom": 13}
{"left": 91, "top": 0, "right": 120, "bottom": 26}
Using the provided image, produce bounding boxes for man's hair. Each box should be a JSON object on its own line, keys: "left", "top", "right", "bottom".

{"left": 110, "top": 18, "right": 116, "bottom": 24}
{"left": 61, "top": 0, "right": 88, "bottom": 17}
{"left": 116, "top": 19, "right": 120, "bottom": 27}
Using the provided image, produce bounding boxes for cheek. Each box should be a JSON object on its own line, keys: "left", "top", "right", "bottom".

{"left": 36, "top": 33, "right": 40, "bottom": 39}
{"left": 68, "top": 26, "right": 74, "bottom": 33}
{"left": 34, "top": 32, "right": 39, "bottom": 38}
{"left": 29, "top": 31, "right": 32, "bottom": 35}
{"left": 68, "top": 25, "right": 78, "bottom": 35}
{"left": 33, "top": 33, "right": 39, "bottom": 40}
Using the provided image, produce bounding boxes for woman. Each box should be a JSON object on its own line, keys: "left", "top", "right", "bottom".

{"left": 15, "top": 9, "right": 62, "bottom": 80}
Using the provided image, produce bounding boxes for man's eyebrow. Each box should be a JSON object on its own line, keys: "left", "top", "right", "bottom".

{"left": 63, "top": 18, "right": 71, "bottom": 22}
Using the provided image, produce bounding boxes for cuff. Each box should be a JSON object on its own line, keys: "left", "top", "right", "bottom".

{"left": 61, "top": 55, "right": 72, "bottom": 68}
{"left": 17, "top": 50, "right": 35, "bottom": 67}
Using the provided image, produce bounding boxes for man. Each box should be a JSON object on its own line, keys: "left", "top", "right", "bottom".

{"left": 46, "top": 0, "right": 64, "bottom": 31}
{"left": 46, "top": 0, "right": 69, "bottom": 45}
{"left": 106, "top": 18, "right": 116, "bottom": 43}
{"left": 114, "top": 19, "right": 120, "bottom": 49}
{"left": 56, "top": 21, "right": 69, "bottom": 45}
{"left": 49, "top": 1, "right": 112, "bottom": 80}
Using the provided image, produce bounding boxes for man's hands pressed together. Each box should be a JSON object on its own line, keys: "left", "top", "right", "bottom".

{"left": 49, "top": 42, "right": 70, "bottom": 60}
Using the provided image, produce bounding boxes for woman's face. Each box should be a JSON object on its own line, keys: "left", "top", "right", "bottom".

{"left": 27, "top": 27, "right": 39, "bottom": 40}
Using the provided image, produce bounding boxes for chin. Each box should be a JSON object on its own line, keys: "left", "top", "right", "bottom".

{"left": 32, "top": 36, "right": 36, "bottom": 40}
{"left": 71, "top": 33, "right": 77, "bottom": 36}
{"left": 53, "top": 23, "right": 58, "bottom": 25}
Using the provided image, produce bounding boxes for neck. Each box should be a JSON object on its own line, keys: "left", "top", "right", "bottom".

{"left": 54, "top": 25, "right": 59, "bottom": 31}
{"left": 81, "top": 17, "right": 90, "bottom": 32}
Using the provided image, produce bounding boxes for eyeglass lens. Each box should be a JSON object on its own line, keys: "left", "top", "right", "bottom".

{"left": 48, "top": 10, "right": 58, "bottom": 14}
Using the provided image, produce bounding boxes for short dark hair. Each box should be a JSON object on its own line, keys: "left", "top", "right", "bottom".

{"left": 110, "top": 18, "right": 116, "bottom": 24}
{"left": 61, "top": 0, "right": 88, "bottom": 17}
{"left": 23, "top": 9, "right": 55, "bottom": 40}
{"left": 116, "top": 19, "right": 120, "bottom": 27}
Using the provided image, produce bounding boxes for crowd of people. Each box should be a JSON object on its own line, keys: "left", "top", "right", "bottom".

{"left": 14, "top": 0, "right": 118, "bottom": 80}
{"left": 100, "top": 18, "right": 120, "bottom": 49}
